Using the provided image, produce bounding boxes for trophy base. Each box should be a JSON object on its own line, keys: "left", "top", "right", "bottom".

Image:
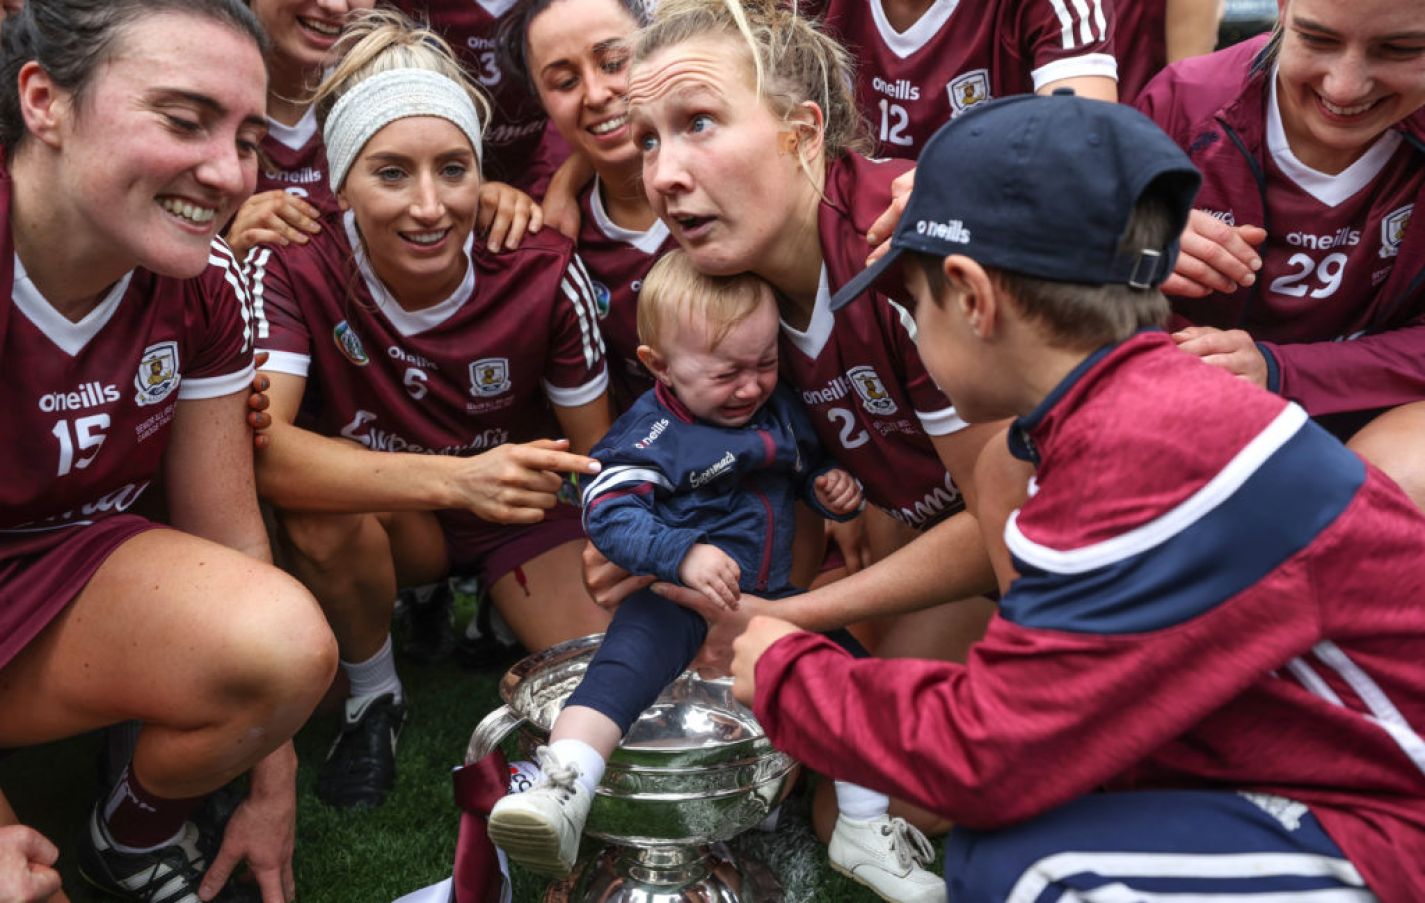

{"left": 543, "top": 842, "right": 782, "bottom": 903}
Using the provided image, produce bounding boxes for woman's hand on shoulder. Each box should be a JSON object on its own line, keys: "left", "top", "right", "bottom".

{"left": 865, "top": 167, "right": 915, "bottom": 264}
{"left": 1172, "top": 325, "right": 1269, "bottom": 388}
{"left": 226, "top": 190, "right": 321, "bottom": 261}
{"left": 1164, "top": 209, "right": 1267, "bottom": 298}
{"left": 478, "top": 181, "right": 544, "bottom": 252}
{"left": 455, "top": 438, "right": 598, "bottom": 524}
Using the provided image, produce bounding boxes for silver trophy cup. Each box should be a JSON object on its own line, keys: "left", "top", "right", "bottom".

{"left": 467, "top": 634, "right": 797, "bottom": 902}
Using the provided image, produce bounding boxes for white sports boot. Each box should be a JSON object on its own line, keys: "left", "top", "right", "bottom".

{"left": 828, "top": 814, "right": 947, "bottom": 903}
{"left": 487, "top": 746, "right": 593, "bottom": 876}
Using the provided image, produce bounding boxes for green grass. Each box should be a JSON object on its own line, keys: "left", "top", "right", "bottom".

{"left": 1, "top": 604, "right": 896, "bottom": 902}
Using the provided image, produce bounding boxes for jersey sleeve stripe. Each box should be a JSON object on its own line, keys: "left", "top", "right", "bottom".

{"left": 1031, "top": 53, "right": 1119, "bottom": 91}
{"left": 915, "top": 405, "right": 969, "bottom": 436}
{"left": 1309, "top": 640, "right": 1425, "bottom": 779}
{"left": 1047, "top": 0, "right": 1104, "bottom": 49}
{"left": 255, "top": 349, "right": 311, "bottom": 378}
{"left": 544, "top": 368, "right": 609, "bottom": 407}
{"left": 246, "top": 247, "right": 273, "bottom": 342}
{"left": 1007, "top": 404, "right": 1316, "bottom": 573}
{"left": 209, "top": 241, "right": 254, "bottom": 354}
{"left": 1001, "top": 412, "right": 1365, "bottom": 634}
{"left": 583, "top": 465, "right": 675, "bottom": 503}
{"left": 560, "top": 272, "right": 601, "bottom": 371}
{"left": 178, "top": 365, "right": 255, "bottom": 401}
{"left": 570, "top": 255, "right": 607, "bottom": 355}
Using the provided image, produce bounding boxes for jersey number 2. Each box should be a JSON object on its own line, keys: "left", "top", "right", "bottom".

{"left": 828, "top": 407, "right": 869, "bottom": 449}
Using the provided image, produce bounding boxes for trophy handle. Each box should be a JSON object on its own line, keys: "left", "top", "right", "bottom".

{"left": 466, "top": 704, "right": 525, "bottom": 764}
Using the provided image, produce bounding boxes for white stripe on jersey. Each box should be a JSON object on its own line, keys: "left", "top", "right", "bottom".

{"left": 582, "top": 465, "right": 675, "bottom": 505}
{"left": 254, "top": 349, "right": 312, "bottom": 379}
{"left": 209, "top": 239, "right": 253, "bottom": 353}
{"left": 1006, "top": 404, "right": 1309, "bottom": 573}
{"left": 1308, "top": 641, "right": 1425, "bottom": 779}
{"left": 1089, "top": 0, "right": 1108, "bottom": 43}
{"left": 246, "top": 247, "right": 273, "bottom": 342}
{"left": 569, "top": 255, "right": 606, "bottom": 354}
{"left": 886, "top": 298, "right": 918, "bottom": 343}
{"left": 1005, "top": 851, "right": 1367, "bottom": 903}
{"left": 1047, "top": 0, "right": 1104, "bottom": 49}
{"left": 1067, "top": 0, "right": 1095, "bottom": 46}
{"left": 560, "top": 256, "right": 604, "bottom": 371}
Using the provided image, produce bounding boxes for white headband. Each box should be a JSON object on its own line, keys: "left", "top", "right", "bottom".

{"left": 323, "top": 67, "right": 484, "bottom": 192}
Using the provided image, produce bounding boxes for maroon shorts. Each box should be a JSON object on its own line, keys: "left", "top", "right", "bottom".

{"left": 436, "top": 503, "right": 585, "bottom": 590}
{"left": 0, "top": 515, "right": 157, "bottom": 670}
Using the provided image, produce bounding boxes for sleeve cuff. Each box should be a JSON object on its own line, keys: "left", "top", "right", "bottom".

{"left": 1257, "top": 342, "right": 1282, "bottom": 394}
{"left": 256, "top": 349, "right": 311, "bottom": 378}
{"left": 178, "top": 364, "right": 254, "bottom": 401}
{"left": 544, "top": 367, "right": 609, "bottom": 407}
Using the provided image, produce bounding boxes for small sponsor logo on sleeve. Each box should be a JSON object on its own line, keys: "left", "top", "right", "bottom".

{"left": 134, "top": 341, "right": 180, "bottom": 407}
{"left": 333, "top": 320, "right": 370, "bottom": 366}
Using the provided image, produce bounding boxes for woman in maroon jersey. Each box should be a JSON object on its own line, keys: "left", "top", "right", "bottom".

{"left": 1136, "top": 0, "right": 1425, "bottom": 507}
{"left": 250, "top": 9, "right": 612, "bottom": 811}
{"left": 0, "top": 3, "right": 339, "bottom": 902}
{"left": 227, "top": 0, "right": 544, "bottom": 263}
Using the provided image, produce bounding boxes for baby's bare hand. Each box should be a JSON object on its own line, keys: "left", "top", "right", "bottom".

{"left": 814, "top": 469, "right": 863, "bottom": 516}
{"left": 678, "top": 544, "right": 741, "bottom": 611}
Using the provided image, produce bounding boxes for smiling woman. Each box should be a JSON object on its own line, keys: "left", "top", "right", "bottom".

{"left": 0, "top": 2, "right": 339, "bottom": 902}
{"left": 1135, "top": 0, "right": 1425, "bottom": 509}
{"left": 246, "top": 8, "right": 614, "bottom": 813}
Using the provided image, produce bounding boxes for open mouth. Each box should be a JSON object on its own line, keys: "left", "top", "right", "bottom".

{"left": 399, "top": 228, "right": 451, "bottom": 248}
{"left": 158, "top": 196, "right": 217, "bottom": 228}
{"left": 297, "top": 16, "right": 342, "bottom": 38}
{"left": 671, "top": 213, "right": 714, "bottom": 238}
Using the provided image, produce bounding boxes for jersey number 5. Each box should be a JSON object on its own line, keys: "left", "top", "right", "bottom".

{"left": 52, "top": 414, "right": 110, "bottom": 477}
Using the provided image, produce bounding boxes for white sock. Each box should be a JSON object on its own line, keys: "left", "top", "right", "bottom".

{"left": 547, "top": 738, "right": 606, "bottom": 795}
{"left": 341, "top": 634, "right": 403, "bottom": 703}
{"left": 834, "top": 781, "right": 890, "bottom": 821}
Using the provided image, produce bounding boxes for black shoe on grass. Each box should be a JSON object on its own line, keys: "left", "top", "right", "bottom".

{"left": 315, "top": 693, "right": 406, "bottom": 809}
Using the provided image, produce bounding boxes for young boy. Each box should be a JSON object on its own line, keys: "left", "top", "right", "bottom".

{"left": 488, "top": 251, "right": 947, "bottom": 902}
{"left": 730, "top": 94, "right": 1425, "bottom": 901}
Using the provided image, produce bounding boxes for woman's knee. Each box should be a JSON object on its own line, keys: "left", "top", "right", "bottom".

{"left": 1348, "top": 403, "right": 1425, "bottom": 510}
{"left": 276, "top": 509, "right": 380, "bottom": 572}
{"left": 209, "top": 568, "right": 337, "bottom": 711}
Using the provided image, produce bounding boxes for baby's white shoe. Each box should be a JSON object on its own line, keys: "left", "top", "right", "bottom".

{"left": 488, "top": 746, "right": 593, "bottom": 876}
{"left": 828, "top": 813, "right": 946, "bottom": 903}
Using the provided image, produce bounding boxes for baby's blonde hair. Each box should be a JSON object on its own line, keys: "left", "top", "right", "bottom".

{"left": 638, "top": 250, "right": 773, "bottom": 351}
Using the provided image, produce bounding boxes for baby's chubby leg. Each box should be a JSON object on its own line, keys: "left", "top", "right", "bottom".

{"left": 489, "top": 589, "right": 709, "bottom": 875}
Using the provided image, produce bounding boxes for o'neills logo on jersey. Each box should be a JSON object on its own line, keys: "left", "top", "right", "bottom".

{"left": 690, "top": 450, "right": 736, "bottom": 488}
{"left": 634, "top": 417, "right": 670, "bottom": 449}
{"left": 873, "top": 76, "right": 920, "bottom": 101}
{"left": 916, "top": 218, "right": 971, "bottom": 245}
{"left": 469, "top": 358, "right": 512, "bottom": 397}
{"left": 39, "top": 381, "right": 120, "bottom": 413}
{"left": 847, "top": 365, "right": 898, "bottom": 416}
{"left": 134, "top": 341, "right": 180, "bottom": 407}
{"left": 333, "top": 321, "right": 370, "bottom": 366}
{"left": 263, "top": 166, "right": 323, "bottom": 184}
{"left": 1287, "top": 227, "right": 1360, "bottom": 250}
{"left": 947, "top": 69, "right": 990, "bottom": 117}
{"left": 1381, "top": 204, "right": 1412, "bottom": 259}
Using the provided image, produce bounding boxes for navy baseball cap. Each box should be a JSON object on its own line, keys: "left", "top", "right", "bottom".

{"left": 829, "top": 92, "right": 1201, "bottom": 311}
